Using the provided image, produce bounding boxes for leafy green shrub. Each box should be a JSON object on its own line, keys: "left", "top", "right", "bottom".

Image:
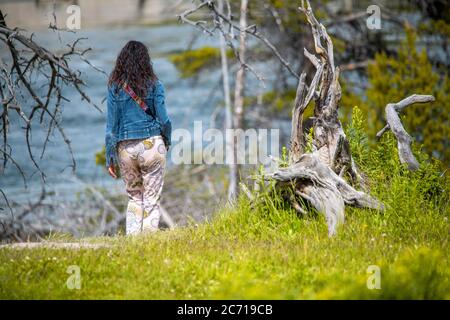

{"left": 95, "top": 145, "right": 106, "bottom": 167}
{"left": 345, "top": 27, "right": 450, "bottom": 165}
{"left": 345, "top": 106, "right": 369, "bottom": 166}
{"left": 338, "top": 247, "right": 449, "bottom": 299}
{"left": 169, "top": 47, "right": 233, "bottom": 78}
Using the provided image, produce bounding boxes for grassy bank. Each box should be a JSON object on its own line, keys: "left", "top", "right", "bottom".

{"left": 1, "top": 112, "right": 448, "bottom": 299}
{"left": 0, "top": 198, "right": 448, "bottom": 299}
{"left": 0, "top": 177, "right": 448, "bottom": 298}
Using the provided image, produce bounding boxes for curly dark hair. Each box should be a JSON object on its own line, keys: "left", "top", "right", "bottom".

{"left": 108, "top": 40, "right": 157, "bottom": 97}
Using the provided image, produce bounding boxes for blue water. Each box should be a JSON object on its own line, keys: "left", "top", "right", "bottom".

{"left": 0, "top": 21, "right": 291, "bottom": 206}
{"left": 0, "top": 24, "right": 227, "bottom": 203}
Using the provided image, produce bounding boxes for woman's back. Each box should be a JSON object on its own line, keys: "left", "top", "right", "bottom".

{"left": 105, "top": 40, "right": 171, "bottom": 235}
{"left": 107, "top": 80, "right": 170, "bottom": 144}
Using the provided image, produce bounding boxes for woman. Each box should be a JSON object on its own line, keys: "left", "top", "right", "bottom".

{"left": 105, "top": 40, "right": 172, "bottom": 235}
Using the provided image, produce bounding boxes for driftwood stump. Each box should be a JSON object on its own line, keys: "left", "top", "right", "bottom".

{"left": 246, "top": 1, "right": 434, "bottom": 236}
{"left": 268, "top": 1, "right": 384, "bottom": 236}
{"left": 376, "top": 94, "right": 435, "bottom": 171}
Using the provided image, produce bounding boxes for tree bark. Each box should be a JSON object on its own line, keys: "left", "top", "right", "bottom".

{"left": 268, "top": 1, "right": 384, "bottom": 236}
{"left": 376, "top": 94, "right": 435, "bottom": 170}
{"left": 233, "top": 0, "right": 248, "bottom": 130}
{"left": 218, "top": 0, "right": 237, "bottom": 200}
{"left": 232, "top": 0, "right": 249, "bottom": 199}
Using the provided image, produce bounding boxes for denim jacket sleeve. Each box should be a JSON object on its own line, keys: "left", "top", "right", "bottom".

{"left": 154, "top": 80, "right": 172, "bottom": 146}
{"left": 105, "top": 86, "right": 119, "bottom": 168}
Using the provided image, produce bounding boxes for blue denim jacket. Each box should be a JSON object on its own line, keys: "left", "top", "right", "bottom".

{"left": 105, "top": 80, "right": 172, "bottom": 167}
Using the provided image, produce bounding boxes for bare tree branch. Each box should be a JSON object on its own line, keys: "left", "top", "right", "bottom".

{"left": 0, "top": 12, "right": 103, "bottom": 186}
{"left": 376, "top": 94, "right": 435, "bottom": 170}
{"left": 177, "top": 0, "right": 299, "bottom": 79}
{"left": 0, "top": 8, "right": 107, "bottom": 240}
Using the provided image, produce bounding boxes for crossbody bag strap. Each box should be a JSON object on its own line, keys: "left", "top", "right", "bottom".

{"left": 122, "top": 81, "right": 168, "bottom": 148}
{"left": 122, "top": 81, "right": 157, "bottom": 120}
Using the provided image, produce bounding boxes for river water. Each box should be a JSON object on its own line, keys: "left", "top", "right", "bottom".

{"left": 0, "top": 23, "right": 234, "bottom": 204}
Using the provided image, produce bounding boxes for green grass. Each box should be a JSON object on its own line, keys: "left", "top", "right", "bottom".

{"left": 0, "top": 110, "right": 449, "bottom": 299}
{"left": 0, "top": 175, "right": 448, "bottom": 299}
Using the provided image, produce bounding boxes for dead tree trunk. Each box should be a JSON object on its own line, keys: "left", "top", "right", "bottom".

{"left": 217, "top": 0, "right": 238, "bottom": 200}
{"left": 232, "top": 0, "right": 248, "bottom": 199}
{"left": 233, "top": 0, "right": 248, "bottom": 130}
{"left": 268, "top": 1, "right": 384, "bottom": 236}
{"left": 376, "top": 94, "right": 435, "bottom": 171}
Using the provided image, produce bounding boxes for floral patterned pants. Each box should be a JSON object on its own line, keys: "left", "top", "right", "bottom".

{"left": 117, "top": 136, "right": 166, "bottom": 235}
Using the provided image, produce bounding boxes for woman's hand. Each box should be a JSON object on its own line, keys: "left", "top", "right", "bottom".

{"left": 108, "top": 164, "right": 118, "bottom": 179}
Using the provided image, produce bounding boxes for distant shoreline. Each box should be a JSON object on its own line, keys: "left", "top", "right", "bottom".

{"left": 1, "top": 0, "right": 191, "bottom": 30}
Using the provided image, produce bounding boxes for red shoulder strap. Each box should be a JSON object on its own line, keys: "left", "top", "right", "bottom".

{"left": 122, "top": 82, "right": 148, "bottom": 112}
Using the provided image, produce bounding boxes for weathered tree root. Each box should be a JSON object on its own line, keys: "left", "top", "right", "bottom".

{"left": 376, "top": 94, "right": 435, "bottom": 171}
{"left": 268, "top": 154, "right": 384, "bottom": 236}
{"left": 263, "top": 1, "right": 385, "bottom": 236}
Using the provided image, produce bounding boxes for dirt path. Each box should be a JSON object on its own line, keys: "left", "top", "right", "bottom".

{"left": 0, "top": 242, "right": 111, "bottom": 250}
